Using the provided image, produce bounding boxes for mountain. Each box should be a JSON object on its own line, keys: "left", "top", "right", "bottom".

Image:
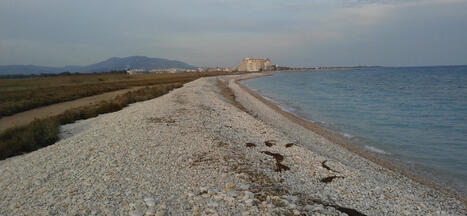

{"left": 0, "top": 56, "right": 197, "bottom": 75}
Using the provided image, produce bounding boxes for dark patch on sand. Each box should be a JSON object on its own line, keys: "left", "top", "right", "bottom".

{"left": 264, "top": 140, "right": 276, "bottom": 147}
{"left": 262, "top": 151, "right": 284, "bottom": 163}
{"left": 261, "top": 151, "right": 289, "bottom": 172}
{"left": 246, "top": 143, "right": 256, "bottom": 148}
{"left": 148, "top": 117, "right": 176, "bottom": 124}
{"left": 320, "top": 176, "right": 344, "bottom": 183}
{"left": 275, "top": 163, "right": 290, "bottom": 172}
{"left": 321, "top": 160, "right": 339, "bottom": 173}
{"left": 300, "top": 198, "right": 367, "bottom": 216}
{"left": 285, "top": 143, "right": 294, "bottom": 148}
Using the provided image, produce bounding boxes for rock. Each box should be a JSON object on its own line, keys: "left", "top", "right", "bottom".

{"left": 213, "top": 195, "right": 223, "bottom": 200}
{"left": 238, "top": 184, "right": 250, "bottom": 191}
{"left": 224, "top": 196, "right": 235, "bottom": 203}
{"left": 243, "top": 191, "right": 254, "bottom": 200}
{"left": 157, "top": 204, "right": 167, "bottom": 210}
{"left": 205, "top": 208, "right": 216, "bottom": 214}
{"left": 129, "top": 210, "right": 144, "bottom": 216}
{"left": 303, "top": 205, "right": 314, "bottom": 212}
{"left": 154, "top": 209, "right": 167, "bottom": 216}
{"left": 208, "top": 202, "right": 219, "bottom": 208}
{"left": 144, "top": 197, "right": 157, "bottom": 207}
{"left": 271, "top": 196, "right": 281, "bottom": 201}
{"left": 245, "top": 199, "right": 255, "bottom": 206}
{"left": 283, "top": 195, "right": 299, "bottom": 203}
{"left": 145, "top": 207, "right": 155, "bottom": 216}
{"left": 225, "top": 183, "right": 235, "bottom": 192}
{"left": 199, "top": 187, "right": 208, "bottom": 193}
{"left": 227, "top": 191, "right": 239, "bottom": 197}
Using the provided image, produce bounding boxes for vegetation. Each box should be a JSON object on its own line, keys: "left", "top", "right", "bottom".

{"left": 0, "top": 70, "right": 247, "bottom": 160}
{"left": 0, "top": 71, "right": 231, "bottom": 117}
{"left": 0, "top": 83, "right": 182, "bottom": 160}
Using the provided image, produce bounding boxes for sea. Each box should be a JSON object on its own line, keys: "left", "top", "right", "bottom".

{"left": 243, "top": 66, "right": 467, "bottom": 195}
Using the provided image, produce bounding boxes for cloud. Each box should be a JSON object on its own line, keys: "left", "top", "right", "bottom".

{"left": 0, "top": 0, "right": 466, "bottom": 66}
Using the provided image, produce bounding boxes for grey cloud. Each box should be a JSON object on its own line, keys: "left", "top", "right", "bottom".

{"left": 0, "top": 0, "right": 466, "bottom": 67}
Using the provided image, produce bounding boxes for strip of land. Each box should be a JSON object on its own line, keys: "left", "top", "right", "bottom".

{"left": 0, "top": 86, "right": 148, "bottom": 132}
{"left": 0, "top": 74, "right": 464, "bottom": 215}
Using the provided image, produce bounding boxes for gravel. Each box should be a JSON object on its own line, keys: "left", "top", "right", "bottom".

{"left": 0, "top": 74, "right": 465, "bottom": 215}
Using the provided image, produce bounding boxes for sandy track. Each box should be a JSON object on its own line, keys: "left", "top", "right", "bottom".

{"left": 0, "top": 86, "right": 147, "bottom": 132}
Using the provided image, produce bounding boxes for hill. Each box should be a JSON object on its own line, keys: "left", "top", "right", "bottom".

{"left": 0, "top": 56, "right": 197, "bottom": 75}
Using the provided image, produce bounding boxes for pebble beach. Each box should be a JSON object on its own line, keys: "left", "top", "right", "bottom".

{"left": 0, "top": 74, "right": 465, "bottom": 215}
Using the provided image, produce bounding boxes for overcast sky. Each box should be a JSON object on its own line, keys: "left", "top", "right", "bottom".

{"left": 1, "top": 0, "right": 467, "bottom": 67}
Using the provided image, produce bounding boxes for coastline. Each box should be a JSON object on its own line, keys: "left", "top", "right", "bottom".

{"left": 231, "top": 72, "right": 466, "bottom": 204}
{"left": 0, "top": 74, "right": 465, "bottom": 215}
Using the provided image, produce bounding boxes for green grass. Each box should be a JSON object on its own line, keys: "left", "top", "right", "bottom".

{"left": 0, "top": 82, "right": 183, "bottom": 160}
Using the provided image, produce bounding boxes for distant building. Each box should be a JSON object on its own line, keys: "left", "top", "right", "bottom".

{"left": 127, "top": 68, "right": 188, "bottom": 75}
{"left": 149, "top": 68, "right": 185, "bottom": 74}
{"left": 126, "top": 69, "right": 146, "bottom": 75}
{"left": 206, "top": 68, "right": 221, "bottom": 72}
{"left": 237, "top": 58, "right": 271, "bottom": 72}
{"left": 222, "top": 67, "right": 236, "bottom": 72}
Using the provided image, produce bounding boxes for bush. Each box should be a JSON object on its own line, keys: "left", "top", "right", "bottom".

{"left": 0, "top": 118, "right": 59, "bottom": 160}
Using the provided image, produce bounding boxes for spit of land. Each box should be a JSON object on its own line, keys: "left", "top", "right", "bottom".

{"left": 0, "top": 73, "right": 464, "bottom": 215}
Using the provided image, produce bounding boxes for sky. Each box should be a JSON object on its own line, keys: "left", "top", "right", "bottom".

{"left": 1, "top": 0, "right": 467, "bottom": 67}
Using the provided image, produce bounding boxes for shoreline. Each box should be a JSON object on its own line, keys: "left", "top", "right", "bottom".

{"left": 1, "top": 74, "right": 465, "bottom": 215}
{"left": 232, "top": 72, "right": 466, "bottom": 204}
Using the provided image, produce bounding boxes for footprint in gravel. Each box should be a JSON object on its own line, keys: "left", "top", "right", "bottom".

{"left": 264, "top": 140, "right": 276, "bottom": 147}
{"left": 246, "top": 143, "right": 256, "bottom": 148}
{"left": 285, "top": 143, "right": 294, "bottom": 148}
{"left": 320, "top": 176, "right": 344, "bottom": 183}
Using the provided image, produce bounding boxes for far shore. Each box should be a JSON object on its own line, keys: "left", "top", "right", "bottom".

{"left": 234, "top": 72, "right": 467, "bottom": 204}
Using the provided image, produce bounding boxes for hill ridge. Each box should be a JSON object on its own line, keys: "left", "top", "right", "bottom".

{"left": 0, "top": 56, "right": 197, "bottom": 75}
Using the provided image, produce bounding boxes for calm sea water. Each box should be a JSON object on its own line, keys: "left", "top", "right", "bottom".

{"left": 243, "top": 66, "right": 467, "bottom": 195}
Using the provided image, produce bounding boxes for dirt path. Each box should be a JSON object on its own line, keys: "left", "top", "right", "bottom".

{"left": 0, "top": 86, "right": 148, "bottom": 132}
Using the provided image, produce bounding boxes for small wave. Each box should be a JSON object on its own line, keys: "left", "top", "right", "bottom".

{"left": 277, "top": 104, "right": 296, "bottom": 113}
{"left": 263, "top": 96, "right": 279, "bottom": 104}
{"left": 341, "top": 132, "right": 354, "bottom": 139}
{"left": 262, "top": 96, "right": 297, "bottom": 113}
{"left": 364, "top": 145, "right": 390, "bottom": 155}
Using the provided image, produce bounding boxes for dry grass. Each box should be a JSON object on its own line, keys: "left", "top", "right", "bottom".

{"left": 0, "top": 71, "right": 244, "bottom": 160}
{"left": 0, "top": 72, "right": 232, "bottom": 117}
{"left": 0, "top": 82, "right": 183, "bottom": 160}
